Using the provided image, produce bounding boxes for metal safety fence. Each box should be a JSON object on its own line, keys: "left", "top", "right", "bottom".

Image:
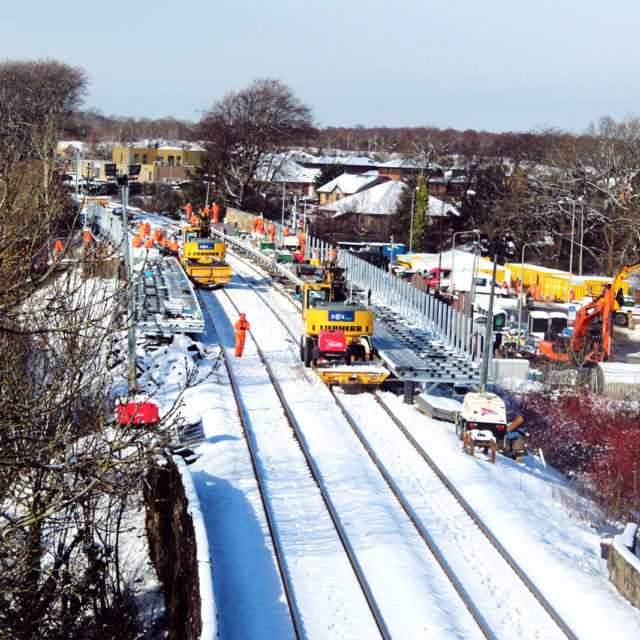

{"left": 338, "top": 251, "right": 479, "bottom": 363}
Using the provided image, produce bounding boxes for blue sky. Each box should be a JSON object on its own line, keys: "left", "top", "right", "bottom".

{"left": 3, "top": 0, "right": 639, "bottom": 133}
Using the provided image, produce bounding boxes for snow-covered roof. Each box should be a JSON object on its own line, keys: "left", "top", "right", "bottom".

{"left": 378, "top": 158, "right": 419, "bottom": 169}
{"left": 57, "top": 140, "right": 85, "bottom": 152}
{"left": 254, "top": 154, "right": 320, "bottom": 183}
{"left": 316, "top": 171, "right": 380, "bottom": 194}
{"left": 320, "top": 180, "right": 405, "bottom": 217}
{"left": 319, "top": 183, "right": 461, "bottom": 219}
{"left": 426, "top": 195, "right": 460, "bottom": 218}
{"left": 118, "top": 139, "right": 204, "bottom": 151}
{"left": 294, "top": 154, "right": 377, "bottom": 168}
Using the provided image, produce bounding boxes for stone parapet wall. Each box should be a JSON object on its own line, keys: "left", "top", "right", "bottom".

{"left": 607, "top": 523, "right": 640, "bottom": 609}
{"left": 145, "top": 455, "right": 217, "bottom": 639}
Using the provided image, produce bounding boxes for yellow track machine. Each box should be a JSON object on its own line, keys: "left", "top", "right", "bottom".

{"left": 180, "top": 225, "right": 231, "bottom": 287}
{"left": 299, "top": 265, "right": 388, "bottom": 386}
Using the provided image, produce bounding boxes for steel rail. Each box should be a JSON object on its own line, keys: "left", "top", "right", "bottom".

{"left": 198, "top": 293, "right": 305, "bottom": 640}
{"left": 213, "top": 287, "right": 392, "bottom": 640}
{"left": 330, "top": 390, "right": 498, "bottom": 640}
{"left": 373, "top": 392, "right": 579, "bottom": 640}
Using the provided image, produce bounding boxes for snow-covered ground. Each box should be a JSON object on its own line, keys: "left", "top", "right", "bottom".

{"left": 123, "top": 209, "right": 640, "bottom": 638}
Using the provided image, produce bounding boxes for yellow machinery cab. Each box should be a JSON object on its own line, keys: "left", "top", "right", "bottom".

{"left": 180, "top": 226, "right": 231, "bottom": 287}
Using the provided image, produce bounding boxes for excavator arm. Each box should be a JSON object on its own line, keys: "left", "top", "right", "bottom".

{"left": 611, "top": 262, "right": 640, "bottom": 310}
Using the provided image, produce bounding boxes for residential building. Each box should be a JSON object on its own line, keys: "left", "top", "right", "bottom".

{"left": 111, "top": 143, "right": 203, "bottom": 182}
{"left": 316, "top": 171, "right": 385, "bottom": 206}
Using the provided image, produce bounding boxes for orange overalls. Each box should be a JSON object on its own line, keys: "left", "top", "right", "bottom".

{"left": 212, "top": 204, "right": 219, "bottom": 224}
{"left": 267, "top": 223, "right": 276, "bottom": 242}
{"left": 54, "top": 239, "right": 63, "bottom": 253}
{"left": 297, "top": 230, "right": 306, "bottom": 254}
{"left": 234, "top": 316, "right": 251, "bottom": 356}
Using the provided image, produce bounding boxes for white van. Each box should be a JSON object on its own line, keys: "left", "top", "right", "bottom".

{"left": 444, "top": 271, "right": 509, "bottom": 297}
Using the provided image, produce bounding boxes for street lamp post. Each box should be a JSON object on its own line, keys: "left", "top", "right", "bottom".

{"left": 517, "top": 242, "right": 535, "bottom": 346}
{"left": 480, "top": 249, "right": 499, "bottom": 393}
{"left": 560, "top": 196, "right": 584, "bottom": 297}
{"left": 281, "top": 182, "right": 286, "bottom": 232}
{"left": 577, "top": 200, "right": 585, "bottom": 276}
{"left": 204, "top": 174, "right": 212, "bottom": 208}
{"left": 437, "top": 181, "right": 448, "bottom": 289}
{"left": 569, "top": 201, "right": 575, "bottom": 300}
{"left": 451, "top": 229, "right": 480, "bottom": 294}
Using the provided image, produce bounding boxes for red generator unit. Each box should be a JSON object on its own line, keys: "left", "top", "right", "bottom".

{"left": 116, "top": 400, "right": 159, "bottom": 426}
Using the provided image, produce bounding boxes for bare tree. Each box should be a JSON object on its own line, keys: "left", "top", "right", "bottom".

{"left": 197, "top": 78, "right": 316, "bottom": 210}
{"left": 0, "top": 59, "right": 167, "bottom": 638}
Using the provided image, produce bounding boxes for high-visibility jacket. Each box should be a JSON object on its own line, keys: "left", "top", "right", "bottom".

{"left": 144, "top": 238, "right": 154, "bottom": 248}
{"left": 234, "top": 318, "right": 250, "bottom": 332}
{"left": 234, "top": 317, "right": 250, "bottom": 356}
{"left": 283, "top": 227, "right": 290, "bottom": 237}
{"left": 54, "top": 239, "right": 63, "bottom": 252}
{"left": 212, "top": 204, "right": 219, "bottom": 223}
{"left": 133, "top": 236, "right": 143, "bottom": 248}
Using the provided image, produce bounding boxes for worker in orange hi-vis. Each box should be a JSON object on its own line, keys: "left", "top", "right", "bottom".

{"left": 234, "top": 313, "right": 251, "bottom": 357}
{"left": 297, "top": 229, "right": 306, "bottom": 253}
{"left": 267, "top": 222, "right": 276, "bottom": 243}
{"left": 181, "top": 203, "right": 192, "bottom": 219}
{"left": 133, "top": 235, "right": 143, "bottom": 248}
{"left": 189, "top": 213, "right": 198, "bottom": 226}
{"left": 212, "top": 202, "right": 219, "bottom": 224}
{"left": 283, "top": 226, "right": 290, "bottom": 237}
{"left": 170, "top": 237, "right": 179, "bottom": 251}
{"left": 54, "top": 239, "right": 63, "bottom": 253}
{"left": 160, "top": 236, "right": 168, "bottom": 248}
{"left": 144, "top": 237, "right": 154, "bottom": 249}
{"left": 83, "top": 230, "right": 92, "bottom": 244}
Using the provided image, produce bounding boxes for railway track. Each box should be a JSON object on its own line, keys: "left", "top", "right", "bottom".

{"left": 199, "top": 289, "right": 388, "bottom": 639}
{"left": 333, "top": 390, "right": 577, "bottom": 640}
{"left": 208, "top": 253, "right": 579, "bottom": 640}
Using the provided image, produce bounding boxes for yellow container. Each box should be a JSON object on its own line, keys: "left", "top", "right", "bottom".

{"left": 551, "top": 275, "right": 629, "bottom": 302}
{"left": 505, "top": 263, "right": 566, "bottom": 288}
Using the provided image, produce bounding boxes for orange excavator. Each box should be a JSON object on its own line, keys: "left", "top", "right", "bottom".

{"left": 538, "top": 285, "right": 615, "bottom": 366}
{"left": 610, "top": 262, "right": 640, "bottom": 326}
{"left": 539, "top": 261, "right": 639, "bottom": 366}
